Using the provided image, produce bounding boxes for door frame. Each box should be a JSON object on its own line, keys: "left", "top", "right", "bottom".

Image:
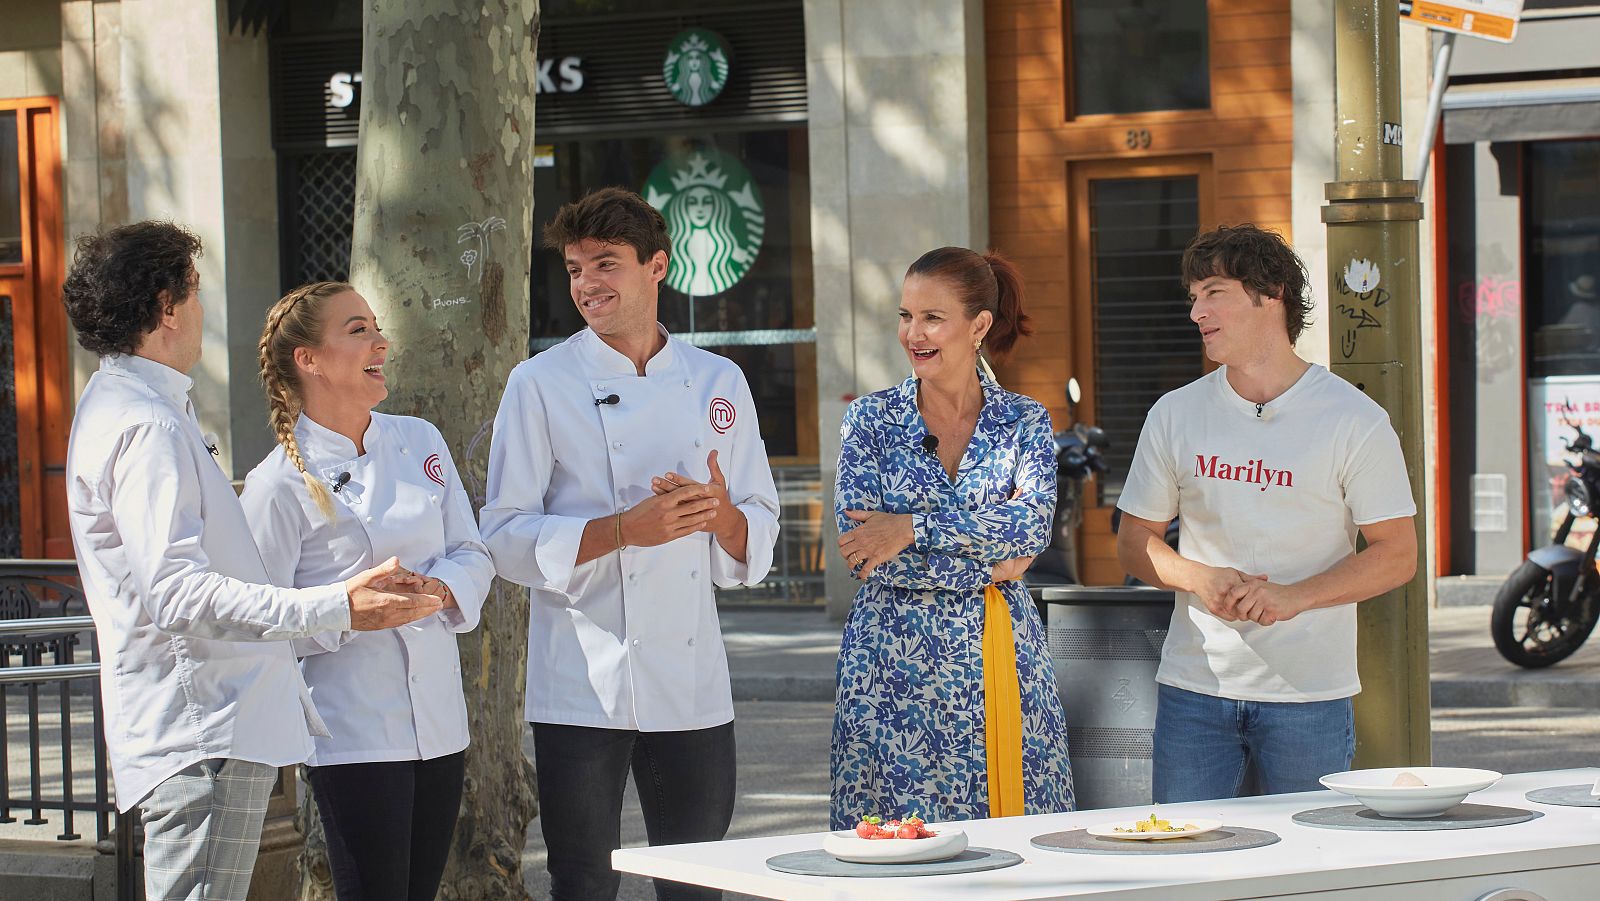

{"left": 1065, "top": 154, "right": 1214, "bottom": 583}
{"left": 1, "top": 96, "right": 68, "bottom": 559}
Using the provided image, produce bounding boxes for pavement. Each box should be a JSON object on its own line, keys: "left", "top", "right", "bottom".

{"left": 721, "top": 602, "right": 1600, "bottom": 709}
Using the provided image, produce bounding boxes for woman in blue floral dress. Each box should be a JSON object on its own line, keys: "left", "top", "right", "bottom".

{"left": 830, "top": 246, "right": 1074, "bottom": 830}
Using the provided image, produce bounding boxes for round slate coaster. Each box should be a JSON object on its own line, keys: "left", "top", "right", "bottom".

{"left": 1029, "top": 826, "right": 1280, "bottom": 855}
{"left": 1293, "top": 803, "right": 1543, "bottom": 831}
{"left": 765, "top": 847, "right": 1023, "bottom": 878}
{"left": 1526, "top": 785, "right": 1600, "bottom": 808}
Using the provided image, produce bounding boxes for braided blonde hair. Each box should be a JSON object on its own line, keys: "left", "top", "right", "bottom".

{"left": 258, "top": 281, "right": 353, "bottom": 522}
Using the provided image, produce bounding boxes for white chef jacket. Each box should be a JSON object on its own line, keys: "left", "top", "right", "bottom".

{"left": 240, "top": 413, "right": 494, "bottom": 766}
{"left": 65, "top": 355, "right": 351, "bottom": 811}
{"left": 481, "top": 327, "right": 780, "bottom": 731}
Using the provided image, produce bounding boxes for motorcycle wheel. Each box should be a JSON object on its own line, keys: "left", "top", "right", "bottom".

{"left": 1490, "top": 560, "right": 1600, "bottom": 668}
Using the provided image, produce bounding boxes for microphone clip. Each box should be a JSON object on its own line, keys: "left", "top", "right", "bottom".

{"left": 331, "top": 471, "right": 352, "bottom": 493}
{"left": 594, "top": 394, "right": 621, "bottom": 406}
{"left": 921, "top": 434, "right": 940, "bottom": 456}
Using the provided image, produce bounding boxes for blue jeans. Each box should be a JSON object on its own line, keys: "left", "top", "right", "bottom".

{"left": 1153, "top": 683, "right": 1355, "bottom": 803}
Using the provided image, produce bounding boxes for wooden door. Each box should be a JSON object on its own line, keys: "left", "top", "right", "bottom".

{"left": 0, "top": 98, "right": 69, "bottom": 560}
{"left": 1068, "top": 155, "right": 1213, "bottom": 585}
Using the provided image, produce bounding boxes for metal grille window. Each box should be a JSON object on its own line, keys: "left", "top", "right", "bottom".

{"left": 1089, "top": 176, "right": 1202, "bottom": 504}
{"left": 280, "top": 151, "right": 356, "bottom": 288}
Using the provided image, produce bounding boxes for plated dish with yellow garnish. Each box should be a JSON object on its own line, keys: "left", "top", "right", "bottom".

{"left": 1085, "top": 814, "right": 1224, "bottom": 841}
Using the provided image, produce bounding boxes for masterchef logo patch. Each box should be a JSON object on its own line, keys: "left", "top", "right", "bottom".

{"left": 1194, "top": 455, "right": 1294, "bottom": 491}
{"left": 423, "top": 453, "right": 446, "bottom": 488}
{"left": 709, "top": 397, "right": 736, "bottom": 434}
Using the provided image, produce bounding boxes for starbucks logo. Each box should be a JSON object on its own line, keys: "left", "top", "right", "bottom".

{"left": 663, "top": 28, "right": 730, "bottom": 107}
{"left": 643, "top": 150, "right": 764, "bottom": 297}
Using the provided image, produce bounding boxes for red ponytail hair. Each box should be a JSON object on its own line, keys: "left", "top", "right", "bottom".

{"left": 905, "top": 246, "right": 1032, "bottom": 357}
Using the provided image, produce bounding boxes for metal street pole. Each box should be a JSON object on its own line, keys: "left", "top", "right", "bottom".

{"left": 1324, "top": 0, "right": 1431, "bottom": 768}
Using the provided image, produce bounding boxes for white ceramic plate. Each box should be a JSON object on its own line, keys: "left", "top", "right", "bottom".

{"left": 820, "top": 828, "right": 968, "bottom": 864}
{"left": 1319, "top": 766, "right": 1502, "bottom": 818}
{"left": 1086, "top": 818, "right": 1223, "bottom": 841}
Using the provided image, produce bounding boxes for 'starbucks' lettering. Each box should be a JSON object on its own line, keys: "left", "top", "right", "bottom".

{"left": 1194, "top": 455, "right": 1294, "bottom": 491}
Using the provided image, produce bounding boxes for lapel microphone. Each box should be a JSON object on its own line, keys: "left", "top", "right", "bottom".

{"left": 331, "top": 471, "right": 351, "bottom": 493}
{"left": 921, "top": 434, "right": 940, "bottom": 456}
{"left": 594, "top": 394, "right": 621, "bottom": 406}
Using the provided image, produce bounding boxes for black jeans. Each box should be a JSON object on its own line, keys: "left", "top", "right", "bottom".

{"left": 306, "top": 751, "right": 466, "bottom": 901}
{"left": 533, "top": 720, "right": 737, "bottom": 901}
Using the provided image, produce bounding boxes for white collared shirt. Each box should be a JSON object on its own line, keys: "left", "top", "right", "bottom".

{"left": 65, "top": 355, "right": 352, "bottom": 811}
{"left": 481, "top": 327, "right": 780, "bottom": 731}
{"left": 240, "top": 413, "right": 494, "bottom": 765}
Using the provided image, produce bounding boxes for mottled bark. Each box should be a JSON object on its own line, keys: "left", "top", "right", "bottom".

{"left": 295, "top": 2, "right": 540, "bottom": 899}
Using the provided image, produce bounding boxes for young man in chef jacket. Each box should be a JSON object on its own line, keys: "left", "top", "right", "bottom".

{"left": 1115, "top": 225, "right": 1418, "bottom": 803}
{"left": 60, "top": 222, "right": 443, "bottom": 901}
{"left": 482, "top": 187, "right": 780, "bottom": 901}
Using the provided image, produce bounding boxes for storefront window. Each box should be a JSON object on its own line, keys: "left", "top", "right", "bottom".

{"left": 1527, "top": 140, "right": 1600, "bottom": 379}
{"left": 532, "top": 128, "right": 816, "bottom": 460}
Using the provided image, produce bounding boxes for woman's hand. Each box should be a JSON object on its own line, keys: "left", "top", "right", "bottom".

{"left": 838, "top": 510, "right": 915, "bottom": 579}
{"left": 990, "top": 555, "right": 1035, "bottom": 584}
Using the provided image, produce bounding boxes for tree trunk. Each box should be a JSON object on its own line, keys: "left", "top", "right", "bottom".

{"left": 296, "top": 2, "right": 541, "bottom": 899}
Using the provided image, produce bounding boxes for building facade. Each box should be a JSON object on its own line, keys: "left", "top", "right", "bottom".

{"left": 25, "top": 0, "right": 1576, "bottom": 607}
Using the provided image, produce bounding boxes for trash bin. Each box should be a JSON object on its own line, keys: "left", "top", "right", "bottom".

{"left": 1039, "top": 586, "right": 1174, "bottom": 811}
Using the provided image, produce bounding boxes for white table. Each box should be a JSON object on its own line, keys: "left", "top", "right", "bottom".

{"left": 612, "top": 768, "right": 1600, "bottom": 900}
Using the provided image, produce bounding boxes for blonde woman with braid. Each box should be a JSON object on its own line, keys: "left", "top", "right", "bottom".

{"left": 240, "top": 281, "right": 494, "bottom": 901}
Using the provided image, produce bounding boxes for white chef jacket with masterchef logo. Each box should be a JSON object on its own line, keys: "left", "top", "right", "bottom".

{"left": 65, "top": 355, "right": 351, "bottom": 811}
{"left": 241, "top": 413, "right": 494, "bottom": 765}
{"left": 481, "top": 327, "right": 780, "bottom": 731}
{"left": 1117, "top": 365, "right": 1415, "bottom": 703}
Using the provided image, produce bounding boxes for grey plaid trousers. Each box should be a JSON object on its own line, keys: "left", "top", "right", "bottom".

{"left": 139, "top": 758, "right": 278, "bottom": 901}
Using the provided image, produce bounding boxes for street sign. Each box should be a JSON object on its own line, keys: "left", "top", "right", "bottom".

{"left": 1399, "top": 0, "right": 1524, "bottom": 43}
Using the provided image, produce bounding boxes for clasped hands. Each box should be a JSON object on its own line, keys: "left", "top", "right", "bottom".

{"left": 836, "top": 510, "right": 1033, "bottom": 583}
{"left": 1197, "top": 566, "right": 1308, "bottom": 626}
{"left": 624, "top": 449, "right": 743, "bottom": 548}
{"left": 342, "top": 557, "right": 455, "bottom": 631}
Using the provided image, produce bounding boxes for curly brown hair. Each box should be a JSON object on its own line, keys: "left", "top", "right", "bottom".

{"left": 1181, "top": 224, "right": 1313, "bottom": 345}
{"left": 62, "top": 222, "right": 202, "bottom": 356}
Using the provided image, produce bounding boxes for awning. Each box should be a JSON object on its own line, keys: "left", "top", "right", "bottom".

{"left": 1443, "top": 77, "right": 1600, "bottom": 143}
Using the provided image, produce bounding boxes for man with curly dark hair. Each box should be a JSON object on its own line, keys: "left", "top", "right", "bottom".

{"left": 1115, "top": 224, "right": 1418, "bottom": 803}
{"left": 62, "top": 221, "right": 445, "bottom": 901}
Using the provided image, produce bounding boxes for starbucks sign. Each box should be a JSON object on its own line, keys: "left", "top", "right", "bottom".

{"left": 663, "top": 28, "right": 730, "bottom": 107}
{"left": 644, "top": 149, "right": 765, "bottom": 297}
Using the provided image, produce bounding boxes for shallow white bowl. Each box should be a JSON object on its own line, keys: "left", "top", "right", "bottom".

{"left": 1319, "top": 766, "right": 1502, "bottom": 818}
{"left": 820, "top": 828, "right": 968, "bottom": 864}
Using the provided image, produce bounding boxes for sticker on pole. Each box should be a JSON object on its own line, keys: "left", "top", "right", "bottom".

{"left": 1399, "top": 0, "right": 1524, "bottom": 44}
{"left": 1344, "top": 259, "right": 1382, "bottom": 295}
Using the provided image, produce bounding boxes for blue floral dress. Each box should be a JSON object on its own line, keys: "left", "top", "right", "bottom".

{"left": 829, "top": 372, "right": 1075, "bottom": 829}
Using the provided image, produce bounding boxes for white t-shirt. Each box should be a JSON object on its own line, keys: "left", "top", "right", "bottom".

{"left": 1117, "top": 364, "right": 1416, "bottom": 702}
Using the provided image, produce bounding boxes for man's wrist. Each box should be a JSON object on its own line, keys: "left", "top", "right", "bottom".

{"left": 711, "top": 506, "right": 747, "bottom": 549}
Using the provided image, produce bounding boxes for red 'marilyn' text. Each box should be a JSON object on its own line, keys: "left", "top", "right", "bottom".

{"left": 1194, "top": 455, "right": 1294, "bottom": 491}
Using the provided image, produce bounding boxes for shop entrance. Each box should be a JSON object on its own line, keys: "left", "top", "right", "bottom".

{"left": 1067, "top": 156, "right": 1213, "bottom": 584}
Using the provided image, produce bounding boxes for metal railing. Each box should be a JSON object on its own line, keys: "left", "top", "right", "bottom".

{"left": 716, "top": 463, "right": 826, "bottom": 604}
{"left": 0, "top": 559, "right": 136, "bottom": 901}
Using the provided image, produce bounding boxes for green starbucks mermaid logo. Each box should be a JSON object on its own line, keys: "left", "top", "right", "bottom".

{"left": 643, "top": 149, "right": 764, "bottom": 297}
{"left": 663, "top": 28, "right": 730, "bottom": 107}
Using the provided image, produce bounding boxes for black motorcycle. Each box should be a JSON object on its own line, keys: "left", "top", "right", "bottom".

{"left": 1491, "top": 421, "right": 1600, "bottom": 668}
{"left": 1026, "top": 379, "right": 1110, "bottom": 588}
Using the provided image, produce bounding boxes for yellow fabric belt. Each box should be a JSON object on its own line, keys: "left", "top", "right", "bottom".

{"left": 982, "top": 583, "right": 1025, "bottom": 817}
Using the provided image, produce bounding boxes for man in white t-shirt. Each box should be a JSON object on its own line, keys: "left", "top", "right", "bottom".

{"left": 1116, "top": 224, "right": 1418, "bottom": 803}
